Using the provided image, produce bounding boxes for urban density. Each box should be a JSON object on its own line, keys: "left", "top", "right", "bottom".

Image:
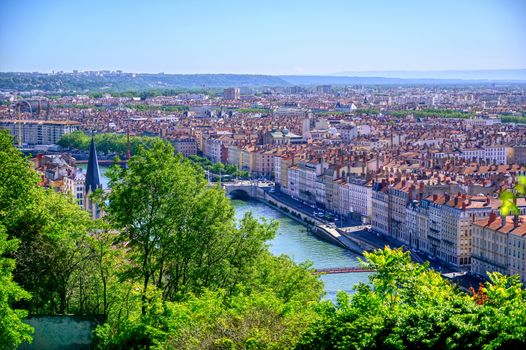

{"left": 2, "top": 0, "right": 526, "bottom": 349}
{"left": 2, "top": 78, "right": 526, "bottom": 282}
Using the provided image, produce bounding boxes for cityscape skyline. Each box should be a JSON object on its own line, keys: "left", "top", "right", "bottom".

{"left": 1, "top": 0, "right": 525, "bottom": 74}
{"left": 2, "top": 1, "right": 526, "bottom": 349}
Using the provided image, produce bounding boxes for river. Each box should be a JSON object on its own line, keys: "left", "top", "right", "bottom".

{"left": 91, "top": 165, "right": 371, "bottom": 299}
{"left": 231, "top": 199, "right": 371, "bottom": 299}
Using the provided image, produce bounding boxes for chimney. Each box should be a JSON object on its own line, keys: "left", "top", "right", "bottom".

{"left": 488, "top": 212, "right": 496, "bottom": 224}
{"left": 445, "top": 193, "right": 450, "bottom": 203}
{"left": 433, "top": 194, "right": 438, "bottom": 201}
{"left": 419, "top": 181, "right": 424, "bottom": 194}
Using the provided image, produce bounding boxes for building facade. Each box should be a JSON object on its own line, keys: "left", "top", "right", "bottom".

{"left": 0, "top": 119, "right": 80, "bottom": 145}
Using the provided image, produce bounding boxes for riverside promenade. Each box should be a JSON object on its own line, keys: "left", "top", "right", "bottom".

{"left": 223, "top": 182, "right": 364, "bottom": 254}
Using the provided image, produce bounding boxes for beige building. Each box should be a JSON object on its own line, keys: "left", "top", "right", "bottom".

{"left": 371, "top": 179, "right": 501, "bottom": 270}
{"left": 172, "top": 138, "right": 197, "bottom": 157}
{"left": 253, "top": 150, "right": 274, "bottom": 177}
{"left": 472, "top": 214, "right": 526, "bottom": 282}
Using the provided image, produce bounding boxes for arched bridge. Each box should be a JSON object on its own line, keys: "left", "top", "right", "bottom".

{"left": 222, "top": 182, "right": 260, "bottom": 199}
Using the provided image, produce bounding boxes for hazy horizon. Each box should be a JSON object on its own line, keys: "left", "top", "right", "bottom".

{"left": 3, "top": 68, "right": 526, "bottom": 77}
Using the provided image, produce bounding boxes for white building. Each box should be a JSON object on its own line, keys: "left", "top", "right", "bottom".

{"left": 459, "top": 146, "right": 513, "bottom": 165}
{"left": 203, "top": 137, "right": 224, "bottom": 163}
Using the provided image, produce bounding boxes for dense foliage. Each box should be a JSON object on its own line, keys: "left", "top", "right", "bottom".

{"left": 388, "top": 109, "right": 475, "bottom": 119}
{"left": 501, "top": 115, "right": 526, "bottom": 124}
{"left": 353, "top": 108, "right": 380, "bottom": 115}
{"left": 1, "top": 131, "right": 324, "bottom": 349}
{"left": 0, "top": 227, "right": 33, "bottom": 348}
{"left": 0, "top": 131, "right": 36, "bottom": 348}
{"left": 58, "top": 131, "right": 159, "bottom": 156}
{"left": 500, "top": 175, "right": 526, "bottom": 216}
{"left": 94, "top": 140, "right": 324, "bottom": 348}
{"left": 186, "top": 155, "right": 250, "bottom": 179}
{"left": 298, "top": 247, "right": 526, "bottom": 350}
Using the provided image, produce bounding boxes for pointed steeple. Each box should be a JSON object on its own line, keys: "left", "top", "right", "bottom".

{"left": 85, "top": 135, "right": 101, "bottom": 193}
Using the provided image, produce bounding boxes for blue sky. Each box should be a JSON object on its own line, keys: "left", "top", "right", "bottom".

{"left": 0, "top": 0, "right": 525, "bottom": 74}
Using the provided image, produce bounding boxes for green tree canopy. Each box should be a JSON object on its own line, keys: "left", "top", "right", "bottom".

{"left": 298, "top": 247, "right": 526, "bottom": 350}
{"left": 0, "top": 226, "right": 34, "bottom": 349}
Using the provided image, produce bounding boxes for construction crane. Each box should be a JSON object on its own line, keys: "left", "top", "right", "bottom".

{"left": 17, "top": 103, "right": 22, "bottom": 147}
{"left": 15, "top": 100, "right": 32, "bottom": 147}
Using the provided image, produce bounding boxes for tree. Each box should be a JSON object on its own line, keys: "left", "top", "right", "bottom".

{"left": 0, "top": 226, "right": 33, "bottom": 349}
{"left": 106, "top": 141, "right": 279, "bottom": 311}
{"left": 500, "top": 175, "right": 526, "bottom": 216}
{"left": 13, "top": 189, "right": 94, "bottom": 314}
{"left": 0, "top": 130, "right": 39, "bottom": 230}
{"left": 298, "top": 247, "right": 526, "bottom": 350}
{"left": 97, "top": 140, "right": 325, "bottom": 348}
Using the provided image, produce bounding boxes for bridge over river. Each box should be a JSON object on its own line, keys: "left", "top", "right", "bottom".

{"left": 222, "top": 181, "right": 270, "bottom": 199}
{"left": 314, "top": 267, "right": 376, "bottom": 274}
{"left": 222, "top": 181, "right": 365, "bottom": 254}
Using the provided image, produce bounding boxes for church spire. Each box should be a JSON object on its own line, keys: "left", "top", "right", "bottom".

{"left": 85, "top": 135, "right": 101, "bottom": 194}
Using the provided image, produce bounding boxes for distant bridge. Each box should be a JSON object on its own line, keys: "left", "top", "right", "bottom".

{"left": 76, "top": 159, "right": 128, "bottom": 165}
{"left": 313, "top": 267, "right": 375, "bottom": 274}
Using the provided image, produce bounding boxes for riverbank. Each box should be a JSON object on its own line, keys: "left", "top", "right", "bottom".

{"left": 260, "top": 191, "right": 364, "bottom": 254}
{"left": 231, "top": 199, "right": 371, "bottom": 299}
{"left": 234, "top": 186, "right": 484, "bottom": 292}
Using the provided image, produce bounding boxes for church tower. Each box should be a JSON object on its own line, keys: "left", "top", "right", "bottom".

{"left": 84, "top": 136, "right": 102, "bottom": 219}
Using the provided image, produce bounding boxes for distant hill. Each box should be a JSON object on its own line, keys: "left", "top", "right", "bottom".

{"left": 1, "top": 70, "right": 525, "bottom": 93}
{"left": 0, "top": 73, "right": 290, "bottom": 92}
{"left": 329, "top": 69, "right": 526, "bottom": 81}
{"left": 278, "top": 75, "right": 486, "bottom": 85}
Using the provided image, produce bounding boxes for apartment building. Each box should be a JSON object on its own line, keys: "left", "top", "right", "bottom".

{"left": 203, "top": 137, "right": 226, "bottom": 163}
{"left": 406, "top": 198, "right": 430, "bottom": 252}
{"left": 1, "top": 119, "right": 81, "bottom": 145}
{"left": 286, "top": 165, "right": 300, "bottom": 198}
{"left": 227, "top": 145, "right": 242, "bottom": 170}
{"left": 223, "top": 87, "right": 240, "bottom": 100}
{"left": 459, "top": 146, "right": 513, "bottom": 165}
{"left": 347, "top": 178, "right": 373, "bottom": 222}
{"left": 513, "top": 145, "right": 526, "bottom": 165}
{"left": 472, "top": 214, "right": 526, "bottom": 282}
{"left": 240, "top": 146, "right": 255, "bottom": 173}
{"left": 371, "top": 179, "right": 501, "bottom": 270}
{"left": 62, "top": 170, "right": 86, "bottom": 208}
{"left": 253, "top": 150, "right": 274, "bottom": 177}
{"left": 172, "top": 138, "right": 198, "bottom": 157}
{"left": 372, "top": 180, "right": 389, "bottom": 235}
